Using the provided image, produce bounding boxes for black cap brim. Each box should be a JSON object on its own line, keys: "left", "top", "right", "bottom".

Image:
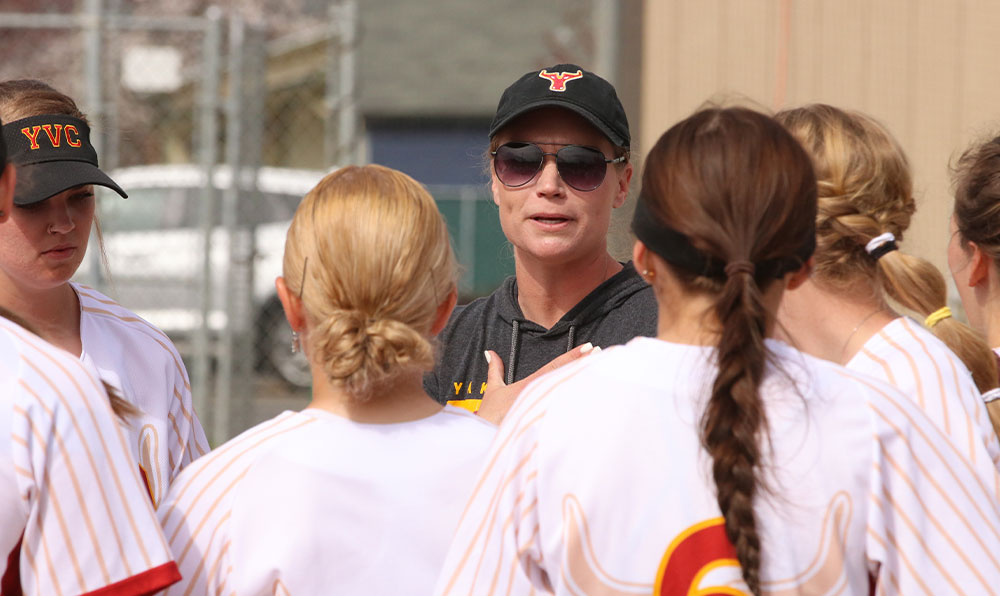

{"left": 14, "top": 160, "right": 127, "bottom": 206}
{"left": 489, "top": 98, "right": 629, "bottom": 148}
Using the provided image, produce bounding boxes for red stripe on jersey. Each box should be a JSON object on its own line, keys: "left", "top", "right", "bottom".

{"left": 1, "top": 533, "right": 23, "bottom": 596}
{"left": 79, "top": 561, "right": 181, "bottom": 596}
{"left": 138, "top": 465, "right": 154, "bottom": 503}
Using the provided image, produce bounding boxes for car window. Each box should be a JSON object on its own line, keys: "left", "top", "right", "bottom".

{"left": 101, "top": 181, "right": 305, "bottom": 231}
{"left": 100, "top": 187, "right": 189, "bottom": 231}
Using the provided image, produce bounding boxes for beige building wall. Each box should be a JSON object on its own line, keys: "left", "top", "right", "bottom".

{"left": 640, "top": 0, "right": 1000, "bottom": 288}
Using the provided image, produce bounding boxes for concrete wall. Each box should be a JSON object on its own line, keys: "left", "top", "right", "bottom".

{"left": 640, "top": 0, "right": 1000, "bottom": 278}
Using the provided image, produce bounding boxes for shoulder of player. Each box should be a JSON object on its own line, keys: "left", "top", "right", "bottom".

{"left": 498, "top": 351, "right": 607, "bottom": 434}
{"left": 74, "top": 283, "right": 183, "bottom": 354}
{"left": 1, "top": 318, "right": 110, "bottom": 413}
{"left": 159, "top": 411, "right": 315, "bottom": 511}
{"left": 437, "top": 405, "right": 499, "bottom": 436}
{"left": 862, "top": 317, "right": 961, "bottom": 366}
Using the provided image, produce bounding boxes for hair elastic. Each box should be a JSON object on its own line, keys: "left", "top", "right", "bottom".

{"left": 865, "top": 232, "right": 898, "bottom": 260}
{"left": 924, "top": 306, "right": 952, "bottom": 328}
{"left": 724, "top": 261, "right": 755, "bottom": 278}
{"left": 983, "top": 388, "right": 1000, "bottom": 404}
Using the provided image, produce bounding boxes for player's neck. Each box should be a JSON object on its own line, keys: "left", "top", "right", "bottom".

{"left": 306, "top": 368, "right": 443, "bottom": 424}
{"left": 513, "top": 250, "right": 621, "bottom": 329}
{"left": 0, "top": 278, "right": 83, "bottom": 355}
{"left": 775, "top": 277, "right": 896, "bottom": 365}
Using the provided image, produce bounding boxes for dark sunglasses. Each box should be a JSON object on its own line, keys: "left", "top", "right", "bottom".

{"left": 491, "top": 142, "right": 625, "bottom": 192}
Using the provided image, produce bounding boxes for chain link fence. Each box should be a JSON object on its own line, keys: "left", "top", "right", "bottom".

{"left": 1, "top": 1, "right": 517, "bottom": 444}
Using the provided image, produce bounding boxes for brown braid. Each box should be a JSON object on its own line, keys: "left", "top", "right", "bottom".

{"left": 703, "top": 270, "right": 770, "bottom": 594}
{"left": 640, "top": 107, "right": 818, "bottom": 594}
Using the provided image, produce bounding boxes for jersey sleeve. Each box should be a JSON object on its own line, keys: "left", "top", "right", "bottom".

{"left": 434, "top": 377, "right": 555, "bottom": 595}
{"left": 158, "top": 457, "right": 235, "bottom": 596}
{"left": 163, "top": 342, "right": 210, "bottom": 479}
{"left": 13, "top": 339, "right": 180, "bottom": 596}
{"left": 862, "top": 377, "right": 1000, "bottom": 594}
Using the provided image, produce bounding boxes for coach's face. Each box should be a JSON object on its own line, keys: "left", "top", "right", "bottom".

{"left": 490, "top": 107, "right": 632, "bottom": 268}
{"left": 0, "top": 184, "right": 95, "bottom": 291}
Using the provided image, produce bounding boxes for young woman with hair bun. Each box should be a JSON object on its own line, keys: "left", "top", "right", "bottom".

{"left": 434, "top": 107, "right": 1000, "bottom": 595}
{"left": 775, "top": 104, "right": 1000, "bottom": 454}
{"left": 158, "top": 164, "right": 496, "bottom": 596}
{"left": 948, "top": 133, "right": 1000, "bottom": 432}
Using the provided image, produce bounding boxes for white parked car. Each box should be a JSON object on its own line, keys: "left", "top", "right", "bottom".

{"left": 76, "top": 164, "right": 327, "bottom": 388}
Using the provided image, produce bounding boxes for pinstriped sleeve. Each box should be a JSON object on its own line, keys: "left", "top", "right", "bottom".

{"left": 165, "top": 350, "right": 210, "bottom": 477}
{"left": 863, "top": 377, "right": 1000, "bottom": 594}
{"left": 434, "top": 375, "right": 556, "bottom": 595}
{"left": 12, "top": 330, "right": 179, "bottom": 596}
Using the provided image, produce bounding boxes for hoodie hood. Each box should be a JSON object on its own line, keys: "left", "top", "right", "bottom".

{"left": 424, "top": 261, "right": 658, "bottom": 404}
{"left": 495, "top": 262, "right": 653, "bottom": 383}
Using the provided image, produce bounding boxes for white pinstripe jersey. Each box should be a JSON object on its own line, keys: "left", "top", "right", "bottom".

{"left": 848, "top": 317, "right": 1000, "bottom": 468}
{"left": 158, "top": 406, "right": 496, "bottom": 596}
{"left": 73, "top": 283, "right": 209, "bottom": 506}
{"left": 0, "top": 316, "right": 180, "bottom": 596}
{"left": 435, "top": 337, "right": 1000, "bottom": 595}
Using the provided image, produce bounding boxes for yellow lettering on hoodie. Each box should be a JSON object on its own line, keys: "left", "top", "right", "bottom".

{"left": 453, "top": 382, "right": 463, "bottom": 395}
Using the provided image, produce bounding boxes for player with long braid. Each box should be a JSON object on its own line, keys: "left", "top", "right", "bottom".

{"left": 435, "top": 107, "right": 1000, "bottom": 595}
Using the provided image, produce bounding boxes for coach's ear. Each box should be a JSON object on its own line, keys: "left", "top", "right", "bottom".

{"left": 0, "top": 163, "right": 15, "bottom": 223}
{"left": 275, "top": 276, "right": 305, "bottom": 333}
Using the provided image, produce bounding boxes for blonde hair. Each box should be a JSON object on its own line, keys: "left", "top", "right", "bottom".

{"left": 776, "top": 104, "right": 997, "bottom": 392}
{"left": 281, "top": 164, "right": 457, "bottom": 398}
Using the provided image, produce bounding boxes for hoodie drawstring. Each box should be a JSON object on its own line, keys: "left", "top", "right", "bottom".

{"left": 506, "top": 321, "right": 578, "bottom": 385}
{"left": 507, "top": 319, "right": 520, "bottom": 385}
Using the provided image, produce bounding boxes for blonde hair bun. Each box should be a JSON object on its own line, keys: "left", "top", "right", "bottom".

{"left": 312, "top": 309, "right": 435, "bottom": 397}
{"left": 281, "top": 164, "right": 457, "bottom": 399}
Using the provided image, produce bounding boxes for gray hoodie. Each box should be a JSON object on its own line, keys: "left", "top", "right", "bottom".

{"left": 424, "top": 262, "right": 658, "bottom": 406}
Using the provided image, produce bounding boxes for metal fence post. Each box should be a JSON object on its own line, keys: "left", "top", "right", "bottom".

{"left": 83, "top": 0, "right": 107, "bottom": 292}
{"left": 212, "top": 13, "right": 245, "bottom": 443}
{"left": 338, "top": 0, "right": 358, "bottom": 165}
{"left": 192, "top": 7, "right": 223, "bottom": 441}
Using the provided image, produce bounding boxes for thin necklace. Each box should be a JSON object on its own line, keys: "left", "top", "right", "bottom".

{"left": 840, "top": 307, "right": 887, "bottom": 362}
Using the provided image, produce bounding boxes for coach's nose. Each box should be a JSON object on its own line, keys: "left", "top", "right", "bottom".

{"left": 536, "top": 155, "right": 566, "bottom": 199}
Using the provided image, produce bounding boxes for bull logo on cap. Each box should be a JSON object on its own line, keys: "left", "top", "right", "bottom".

{"left": 538, "top": 69, "right": 583, "bottom": 92}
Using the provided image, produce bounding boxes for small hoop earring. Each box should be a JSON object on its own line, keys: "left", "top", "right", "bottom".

{"left": 290, "top": 330, "right": 301, "bottom": 354}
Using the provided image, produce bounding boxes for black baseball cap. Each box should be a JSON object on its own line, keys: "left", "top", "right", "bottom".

{"left": 2, "top": 114, "right": 127, "bottom": 206}
{"left": 489, "top": 63, "right": 630, "bottom": 148}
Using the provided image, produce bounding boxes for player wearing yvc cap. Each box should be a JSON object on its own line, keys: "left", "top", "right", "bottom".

{"left": 424, "top": 64, "right": 657, "bottom": 422}
{"left": 0, "top": 80, "right": 209, "bottom": 506}
{"left": 0, "top": 126, "right": 180, "bottom": 596}
{"left": 158, "top": 165, "right": 495, "bottom": 595}
{"left": 435, "top": 108, "right": 1000, "bottom": 595}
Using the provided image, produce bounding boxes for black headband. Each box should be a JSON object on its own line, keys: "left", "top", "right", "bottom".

{"left": 631, "top": 196, "right": 815, "bottom": 280}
